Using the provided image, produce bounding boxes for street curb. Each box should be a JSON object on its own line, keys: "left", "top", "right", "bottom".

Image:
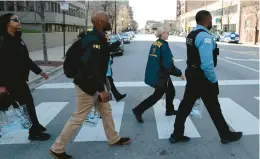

{"left": 28, "top": 64, "right": 64, "bottom": 85}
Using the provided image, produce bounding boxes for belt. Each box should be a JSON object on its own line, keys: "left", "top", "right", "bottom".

{"left": 188, "top": 64, "right": 199, "bottom": 69}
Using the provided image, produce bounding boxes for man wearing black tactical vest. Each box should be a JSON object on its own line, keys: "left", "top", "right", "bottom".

{"left": 169, "top": 10, "right": 242, "bottom": 144}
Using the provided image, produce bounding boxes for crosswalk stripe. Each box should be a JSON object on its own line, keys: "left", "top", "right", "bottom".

{"left": 0, "top": 102, "right": 68, "bottom": 144}
{"left": 74, "top": 101, "right": 124, "bottom": 142}
{"left": 254, "top": 97, "right": 260, "bottom": 101}
{"left": 154, "top": 99, "right": 201, "bottom": 139}
{"left": 219, "top": 98, "right": 259, "bottom": 135}
{"left": 35, "top": 80, "right": 259, "bottom": 89}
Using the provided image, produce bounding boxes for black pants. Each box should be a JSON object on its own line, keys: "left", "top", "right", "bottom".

{"left": 134, "top": 77, "right": 175, "bottom": 114}
{"left": 172, "top": 68, "right": 231, "bottom": 139}
{"left": 107, "top": 76, "right": 122, "bottom": 100}
{"left": 8, "top": 81, "right": 41, "bottom": 134}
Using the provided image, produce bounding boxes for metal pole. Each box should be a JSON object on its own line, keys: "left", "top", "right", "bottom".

{"left": 221, "top": 0, "right": 223, "bottom": 32}
{"left": 85, "top": 1, "right": 89, "bottom": 32}
{"left": 63, "top": 10, "right": 66, "bottom": 58}
{"left": 114, "top": 0, "right": 117, "bottom": 34}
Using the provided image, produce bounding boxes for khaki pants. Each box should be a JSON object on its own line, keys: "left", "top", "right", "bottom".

{"left": 50, "top": 83, "right": 120, "bottom": 153}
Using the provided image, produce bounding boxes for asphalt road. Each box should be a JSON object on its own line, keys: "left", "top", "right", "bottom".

{"left": 0, "top": 34, "right": 259, "bottom": 159}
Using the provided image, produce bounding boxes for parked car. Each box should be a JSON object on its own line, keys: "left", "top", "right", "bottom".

{"left": 213, "top": 34, "right": 220, "bottom": 41}
{"left": 130, "top": 31, "right": 135, "bottom": 38}
{"left": 125, "top": 32, "right": 133, "bottom": 39}
{"left": 109, "top": 34, "right": 124, "bottom": 55}
{"left": 119, "top": 33, "right": 131, "bottom": 44}
{"left": 179, "top": 32, "right": 187, "bottom": 37}
{"left": 219, "top": 32, "right": 240, "bottom": 43}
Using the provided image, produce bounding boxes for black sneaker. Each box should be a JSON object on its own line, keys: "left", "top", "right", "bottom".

{"left": 116, "top": 94, "right": 127, "bottom": 102}
{"left": 221, "top": 132, "right": 243, "bottom": 144}
{"left": 38, "top": 124, "right": 46, "bottom": 132}
{"left": 169, "top": 134, "right": 190, "bottom": 144}
{"left": 165, "top": 110, "right": 178, "bottom": 116}
{"left": 132, "top": 108, "right": 143, "bottom": 123}
{"left": 112, "top": 137, "right": 131, "bottom": 145}
{"left": 28, "top": 132, "right": 50, "bottom": 141}
{"left": 49, "top": 149, "right": 72, "bottom": 159}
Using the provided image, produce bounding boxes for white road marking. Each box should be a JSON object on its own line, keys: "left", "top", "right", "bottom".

{"left": 174, "top": 59, "right": 185, "bottom": 62}
{"left": 0, "top": 102, "right": 68, "bottom": 144}
{"left": 36, "top": 80, "right": 259, "bottom": 89}
{"left": 218, "top": 57, "right": 260, "bottom": 73}
{"left": 254, "top": 97, "right": 260, "bottom": 101}
{"left": 131, "top": 35, "right": 186, "bottom": 42}
{"left": 225, "top": 57, "right": 259, "bottom": 62}
{"left": 154, "top": 99, "right": 201, "bottom": 139}
{"left": 219, "top": 98, "right": 259, "bottom": 135}
{"left": 74, "top": 101, "right": 124, "bottom": 142}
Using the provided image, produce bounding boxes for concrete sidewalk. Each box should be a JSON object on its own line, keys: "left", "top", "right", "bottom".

{"left": 28, "top": 44, "right": 72, "bottom": 82}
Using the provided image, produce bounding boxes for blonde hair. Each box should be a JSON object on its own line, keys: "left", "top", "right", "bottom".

{"left": 155, "top": 27, "right": 168, "bottom": 38}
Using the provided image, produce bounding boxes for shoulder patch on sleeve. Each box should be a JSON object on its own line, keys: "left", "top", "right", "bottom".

{"left": 204, "top": 38, "right": 212, "bottom": 44}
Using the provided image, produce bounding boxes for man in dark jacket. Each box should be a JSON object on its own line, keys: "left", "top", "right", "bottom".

{"left": 49, "top": 11, "right": 131, "bottom": 159}
{"left": 0, "top": 13, "right": 49, "bottom": 141}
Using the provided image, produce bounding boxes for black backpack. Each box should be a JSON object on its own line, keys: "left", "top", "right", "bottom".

{"left": 63, "top": 38, "right": 84, "bottom": 78}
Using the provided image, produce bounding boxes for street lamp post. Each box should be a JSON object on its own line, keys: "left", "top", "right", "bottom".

{"left": 62, "top": 11, "right": 66, "bottom": 58}
{"left": 60, "top": 0, "right": 69, "bottom": 58}
{"left": 114, "top": 0, "right": 117, "bottom": 34}
{"left": 121, "top": 18, "right": 124, "bottom": 31}
{"left": 221, "top": 0, "right": 223, "bottom": 32}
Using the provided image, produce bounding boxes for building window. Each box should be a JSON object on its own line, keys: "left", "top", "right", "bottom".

{"left": 57, "top": 3, "right": 60, "bottom": 13}
{"left": 17, "top": 1, "right": 25, "bottom": 12}
{"left": 6, "top": 1, "right": 14, "bottom": 11}
{"left": 0, "top": 2, "right": 4, "bottom": 11}
{"left": 25, "top": 1, "right": 34, "bottom": 11}
{"left": 224, "top": 5, "right": 237, "bottom": 15}
{"left": 229, "top": 24, "right": 236, "bottom": 32}
{"left": 216, "top": 9, "right": 222, "bottom": 16}
{"left": 51, "top": 2, "right": 55, "bottom": 12}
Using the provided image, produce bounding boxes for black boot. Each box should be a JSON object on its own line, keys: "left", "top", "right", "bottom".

{"left": 169, "top": 134, "right": 190, "bottom": 144}
{"left": 221, "top": 132, "right": 243, "bottom": 144}
{"left": 28, "top": 125, "right": 50, "bottom": 141}
{"left": 132, "top": 108, "right": 144, "bottom": 123}
{"left": 165, "top": 110, "right": 178, "bottom": 116}
{"left": 115, "top": 94, "right": 127, "bottom": 102}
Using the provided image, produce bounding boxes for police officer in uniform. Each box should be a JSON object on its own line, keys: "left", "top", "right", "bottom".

{"left": 169, "top": 10, "right": 242, "bottom": 144}
{"left": 132, "top": 27, "right": 184, "bottom": 123}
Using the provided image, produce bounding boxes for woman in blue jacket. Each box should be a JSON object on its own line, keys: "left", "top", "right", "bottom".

{"left": 105, "top": 33, "right": 126, "bottom": 102}
{"left": 132, "top": 27, "right": 185, "bottom": 123}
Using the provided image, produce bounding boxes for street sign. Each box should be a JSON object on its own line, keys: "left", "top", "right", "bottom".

{"left": 60, "top": 0, "right": 69, "bottom": 11}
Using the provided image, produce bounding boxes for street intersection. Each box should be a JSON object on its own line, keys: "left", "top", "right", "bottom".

{"left": 0, "top": 35, "right": 259, "bottom": 159}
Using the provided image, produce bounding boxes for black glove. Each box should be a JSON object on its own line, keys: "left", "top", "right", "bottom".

{"left": 109, "top": 40, "right": 121, "bottom": 52}
{"left": 213, "top": 46, "right": 219, "bottom": 67}
{"left": 214, "top": 82, "right": 219, "bottom": 95}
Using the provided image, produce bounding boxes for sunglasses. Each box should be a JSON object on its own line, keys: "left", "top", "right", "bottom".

{"left": 10, "top": 17, "right": 20, "bottom": 23}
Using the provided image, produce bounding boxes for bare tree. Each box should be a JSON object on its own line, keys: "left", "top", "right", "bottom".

{"left": 100, "top": 1, "right": 113, "bottom": 12}
{"left": 108, "top": 1, "right": 120, "bottom": 33}
{"left": 225, "top": 0, "right": 233, "bottom": 32}
{"left": 85, "top": 1, "right": 90, "bottom": 31}
{"left": 7, "top": 1, "right": 49, "bottom": 64}
{"left": 252, "top": 1, "right": 260, "bottom": 44}
{"left": 132, "top": 20, "right": 138, "bottom": 31}
{"left": 242, "top": 1, "right": 260, "bottom": 45}
{"left": 87, "top": 1, "right": 114, "bottom": 31}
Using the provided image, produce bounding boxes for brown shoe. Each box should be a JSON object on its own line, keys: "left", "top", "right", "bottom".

{"left": 49, "top": 149, "right": 72, "bottom": 159}
{"left": 111, "top": 137, "right": 131, "bottom": 146}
